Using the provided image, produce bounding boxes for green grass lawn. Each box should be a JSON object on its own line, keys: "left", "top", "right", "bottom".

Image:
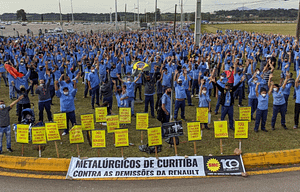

{"left": 1, "top": 23, "right": 300, "bottom": 158}
{"left": 1, "top": 66, "right": 300, "bottom": 159}
{"left": 202, "top": 23, "right": 297, "bottom": 36}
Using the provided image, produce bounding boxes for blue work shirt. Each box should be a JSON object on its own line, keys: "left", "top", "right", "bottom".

{"left": 198, "top": 93, "right": 211, "bottom": 108}
{"left": 161, "top": 93, "right": 171, "bottom": 114}
{"left": 234, "top": 73, "right": 243, "bottom": 87}
{"left": 120, "top": 92, "right": 129, "bottom": 107}
{"left": 115, "top": 92, "right": 122, "bottom": 107}
{"left": 217, "top": 78, "right": 228, "bottom": 95}
{"left": 56, "top": 89, "right": 77, "bottom": 112}
{"left": 174, "top": 81, "right": 187, "bottom": 99}
{"left": 123, "top": 81, "right": 135, "bottom": 98}
{"left": 257, "top": 94, "right": 269, "bottom": 110}
{"left": 272, "top": 87, "right": 286, "bottom": 105}
{"left": 162, "top": 72, "right": 172, "bottom": 87}
{"left": 282, "top": 82, "right": 293, "bottom": 96}
{"left": 87, "top": 69, "right": 100, "bottom": 88}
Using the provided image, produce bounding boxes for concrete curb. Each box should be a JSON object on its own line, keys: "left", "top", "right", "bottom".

{"left": 1, "top": 148, "right": 300, "bottom": 172}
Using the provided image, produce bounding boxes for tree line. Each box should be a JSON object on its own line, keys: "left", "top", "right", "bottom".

{"left": 0, "top": 8, "right": 298, "bottom": 22}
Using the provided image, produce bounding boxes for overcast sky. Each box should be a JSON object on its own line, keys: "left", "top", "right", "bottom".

{"left": 0, "top": 0, "right": 298, "bottom": 14}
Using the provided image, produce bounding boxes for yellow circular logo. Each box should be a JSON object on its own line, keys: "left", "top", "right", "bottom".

{"left": 206, "top": 158, "right": 221, "bottom": 172}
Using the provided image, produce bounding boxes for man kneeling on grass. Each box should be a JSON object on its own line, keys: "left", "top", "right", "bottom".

{"left": 0, "top": 95, "right": 24, "bottom": 154}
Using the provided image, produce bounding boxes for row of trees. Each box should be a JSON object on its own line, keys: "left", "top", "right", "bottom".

{"left": 2, "top": 8, "right": 298, "bottom": 22}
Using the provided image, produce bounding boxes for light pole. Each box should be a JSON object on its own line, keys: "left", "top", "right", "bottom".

{"left": 154, "top": 0, "right": 157, "bottom": 43}
{"left": 194, "top": 0, "right": 201, "bottom": 46}
{"left": 70, "top": 0, "right": 74, "bottom": 24}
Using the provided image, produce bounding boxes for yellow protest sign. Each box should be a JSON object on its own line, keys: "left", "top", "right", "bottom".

{"left": 234, "top": 121, "right": 249, "bottom": 139}
{"left": 17, "top": 124, "right": 29, "bottom": 144}
{"left": 147, "top": 127, "right": 162, "bottom": 146}
{"left": 92, "top": 130, "right": 106, "bottom": 148}
{"left": 95, "top": 107, "right": 107, "bottom": 123}
{"left": 45, "top": 123, "right": 61, "bottom": 141}
{"left": 106, "top": 115, "right": 119, "bottom": 133}
{"left": 187, "top": 122, "right": 202, "bottom": 141}
{"left": 214, "top": 121, "right": 228, "bottom": 138}
{"left": 81, "top": 114, "right": 95, "bottom": 131}
{"left": 119, "top": 107, "right": 131, "bottom": 124}
{"left": 136, "top": 113, "right": 149, "bottom": 130}
{"left": 196, "top": 108, "right": 208, "bottom": 123}
{"left": 239, "top": 107, "right": 251, "bottom": 122}
{"left": 31, "top": 127, "right": 47, "bottom": 145}
{"left": 114, "top": 129, "right": 129, "bottom": 147}
{"left": 69, "top": 125, "right": 84, "bottom": 144}
{"left": 53, "top": 113, "right": 67, "bottom": 130}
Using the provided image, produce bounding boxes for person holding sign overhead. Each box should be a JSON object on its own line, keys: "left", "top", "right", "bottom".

{"left": 0, "top": 95, "right": 24, "bottom": 154}
{"left": 199, "top": 79, "right": 211, "bottom": 130}
{"left": 55, "top": 79, "right": 77, "bottom": 136}
{"left": 212, "top": 75, "right": 245, "bottom": 130}
{"left": 254, "top": 82, "right": 269, "bottom": 132}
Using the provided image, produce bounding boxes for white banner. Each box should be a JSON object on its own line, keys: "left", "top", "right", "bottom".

{"left": 66, "top": 156, "right": 205, "bottom": 179}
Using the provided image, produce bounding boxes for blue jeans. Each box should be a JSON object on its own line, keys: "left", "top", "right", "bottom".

{"left": 221, "top": 105, "right": 234, "bottom": 129}
{"left": 91, "top": 85, "right": 100, "bottom": 108}
{"left": 235, "top": 87, "right": 243, "bottom": 105}
{"left": 65, "top": 111, "right": 76, "bottom": 134}
{"left": 284, "top": 94, "right": 289, "bottom": 113}
{"left": 248, "top": 98, "right": 258, "bottom": 118}
{"left": 185, "top": 89, "right": 192, "bottom": 105}
{"left": 30, "top": 78, "right": 38, "bottom": 95}
{"left": 0, "top": 72, "right": 8, "bottom": 86}
{"left": 254, "top": 109, "right": 268, "bottom": 131}
{"left": 271, "top": 104, "right": 286, "bottom": 128}
{"left": 174, "top": 100, "right": 185, "bottom": 120}
{"left": 128, "top": 97, "right": 135, "bottom": 115}
{"left": 9, "top": 84, "right": 15, "bottom": 99}
{"left": 215, "top": 95, "right": 221, "bottom": 113}
{"left": 103, "top": 96, "right": 113, "bottom": 115}
{"left": 192, "top": 79, "right": 199, "bottom": 95}
{"left": 144, "top": 95, "right": 154, "bottom": 117}
{"left": 99, "top": 74, "right": 106, "bottom": 84}
{"left": 84, "top": 82, "right": 91, "bottom": 97}
{"left": 38, "top": 100, "right": 52, "bottom": 122}
{"left": 277, "top": 59, "right": 282, "bottom": 69}
{"left": 0, "top": 125, "right": 11, "bottom": 152}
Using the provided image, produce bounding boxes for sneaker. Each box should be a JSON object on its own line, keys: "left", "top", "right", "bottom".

{"left": 0, "top": 151, "right": 2, "bottom": 154}
{"left": 282, "top": 124, "right": 288, "bottom": 130}
{"left": 129, "top": 143, "right": 134, "bottom": 146}
{"left": 293, "top": 125, "right": 298, "bottom": 129}
{"left": 214, "top": 112, "right": 218, "bottom": 115}
{"left": 7, "top": 148, "right": 13, "bottom": 152}
{"left": 230, "top": 127, "right": 235, "bottom": 130}
{"left": 62, "top": 132, "right": 67, "bottom": 136}
{"left": 254, "top": 129, "right": 258, "bottom": 133}
{"left": 262, "top": 129, "right": 268, "bottom": 132}
{"left": 191, "top": 95, "right": 194, "bottom": 98}
{"left": 188, "top": 104, "right": 195, "bottom": 106}
{"left": 272, "top": 127, "right": 275, "bottom": 131}
{"left": 205, "top": 127, "right": 210, "bottom": 130}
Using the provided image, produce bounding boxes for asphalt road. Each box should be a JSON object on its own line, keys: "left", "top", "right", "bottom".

{"left": 0, "top": 171, "right": 300, "bottom": 192}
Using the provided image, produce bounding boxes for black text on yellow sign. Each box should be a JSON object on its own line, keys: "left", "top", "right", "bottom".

{"left": 234, "top": 121, "right": 249, "bottom": 139}
{"left": 92, "top": 130, "right": 106, "bottom": 148}
{"left": 45, "top": 123, "right": 61, "bottom": 141}
{"left": 114, "top": 129, "right": 129, "bottom": 147}
{"left": 53, "top": 113, "right": 67, "bottom": 130}
{"left": 81, "top": 114, "right": 95, "bottom": 131}
{"left": 69, "top": 125, "right": 84, "bottom": 144}
{"left": 31, "top": 127, "right": 47, "bottom": 145}
{"left": 119, "top": 107, "right": 131, "bottom": 124}
{"left": 187, "top": 122, "right": 202, "bottom": 141}
{"left": 214, "top": 121, "right": 228, "bottom": 138}
{"left": 147, "top": 127, "right": 162, "bottom": 146}
{"left": 17, "top": 124, "right": 29, "bottom": 144}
